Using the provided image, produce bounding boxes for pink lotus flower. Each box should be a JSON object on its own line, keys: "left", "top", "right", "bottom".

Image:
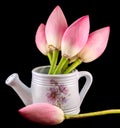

{"left": 78, "top": 26, "right": 110, "bottom": 62}
{"left": 45, "top": 5, "right": 68, "bottom": 74}
{"left": 61, "top": 15, "right": 90, "bottom": 58}
{"left": 18, "top": 103, "right": 64, "bottom": 125}
{"left": 18, "top": 103, "right": 120, "bottom": 126}
{"left": 35, "top": 23, "right": 48, "bottom": 55}
{"left": 35, "top": 5, "right": 67, "bottom": 53}
{"left": 45, "top": 5, "right": 68, "bottom": 50}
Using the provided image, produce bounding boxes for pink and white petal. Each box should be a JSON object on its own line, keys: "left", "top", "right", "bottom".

{"left": 79, "top": 26, "right": 110, "bottom": 62}
{"left": 45, "top": 5, "right": 68, "bottom": 50}
{"left": 61, "top": 15, "right": 90, "bottom": 58}
{"left": 35, "top": 23, "right": 48, "bottom": 55}
{"left": 18, "top": 103, "right": 64, "bottom": 125}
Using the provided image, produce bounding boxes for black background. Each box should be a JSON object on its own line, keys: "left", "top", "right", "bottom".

{"left": 0, "top": 0, "right": 120, "bottom": 127}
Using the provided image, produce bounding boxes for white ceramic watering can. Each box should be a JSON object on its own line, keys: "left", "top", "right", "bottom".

{"left": 5, "top": 65, "right": 93, "bottom": 114}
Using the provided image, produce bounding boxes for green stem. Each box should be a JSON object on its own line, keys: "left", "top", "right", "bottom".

{"left": 63, "top": 58, "right": 82, "bottom": 74}
{"left": 47, "top": 52, "right": 52, "bottom": 65}
{"left": 53, "top": 56, "right": 68, "bottom": 74}
{"left": 61, "top": 60, "right": 69, "bottom": 73}
{"left": 48, "top": 49, "right": 59, "bottom": 74}
{"left": 65, "top": 109, "right": 120, "bottom": 119}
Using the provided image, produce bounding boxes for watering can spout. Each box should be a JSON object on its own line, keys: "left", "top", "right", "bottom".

{"left": 5, "top": 73, "right": 32, "bottom": 106}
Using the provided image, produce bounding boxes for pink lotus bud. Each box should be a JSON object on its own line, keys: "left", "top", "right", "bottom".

{"left": 78, "top": 26, "right": 110, "bottom": 62}
{"left": 35, "top": 23, "right": 49, "bottom": 55}
{"left": 45, "top": 5, "right": 68, "bottom": 50}
{"left": 61, "top": 15, "right": 90, "bottom": 58}
{"left": 18, "top": 103, "right": 65, "bottom": 125}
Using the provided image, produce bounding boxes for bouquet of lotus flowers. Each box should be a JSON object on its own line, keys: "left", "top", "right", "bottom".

{"left": 35, "top": 5, "right": 110, "bottom": 74}
{"left": 18, "top": 5, "right": 120, "bottom": 126}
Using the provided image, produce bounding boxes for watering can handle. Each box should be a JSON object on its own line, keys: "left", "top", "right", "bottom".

{"left": 77, "top": 71, "right": 93, "bottom": 106}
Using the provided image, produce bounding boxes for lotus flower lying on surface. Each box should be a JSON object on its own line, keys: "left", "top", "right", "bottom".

{"left": 18, "top": 103, "right": 120, "bottom": 125}
{"left": 18, "top": 103, "right": 64, "bottom": 125}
